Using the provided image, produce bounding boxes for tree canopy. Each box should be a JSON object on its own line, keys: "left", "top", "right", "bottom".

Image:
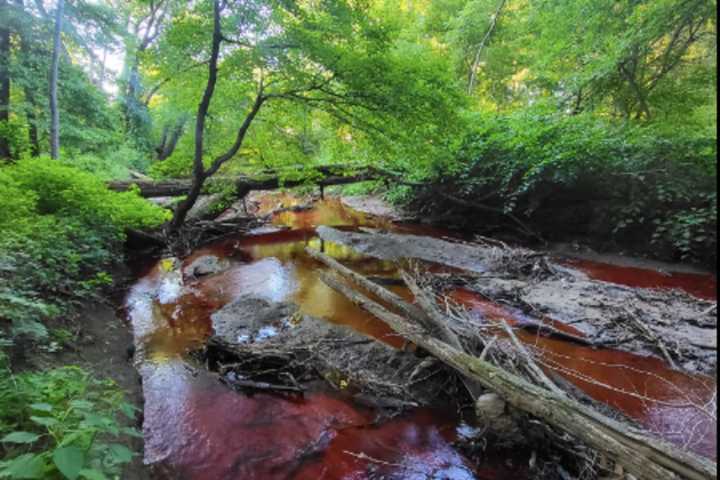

{"left": 0, "top": 0, "right": 716, "bottom": 256}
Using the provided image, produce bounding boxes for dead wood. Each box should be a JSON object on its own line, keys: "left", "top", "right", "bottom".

{"left": 512, "top": 320, "right": 603, "bottom": 347}
{"left": 108, "top": 166, "right": 382, "bottom": 198}
{"left": 317, "top": 271, "right": 717, "bottom": 480}
{"left": 499, "top": 320, "right": 565, "bottom": 396}
{"left": 220, "top": 375, "right": 305, "bottom": 395}
{"left": 306, "top": 247, "right": 485, "bottom": 399}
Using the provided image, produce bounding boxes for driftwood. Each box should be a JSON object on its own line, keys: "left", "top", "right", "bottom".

{"left": 312, "top": 256, "right": 716, "bottom": 480}
{"left": 220, "top": 376, "right": 305, "bottom": 395}
{"left": 109, "top": 166, "right": 382, "bottom": 198}
{"left": 306, "top": 248, "right": 484, "bottom": 399}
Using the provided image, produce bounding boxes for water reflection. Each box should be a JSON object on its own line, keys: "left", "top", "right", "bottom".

{"left": 452, "top": 290, "right": 718, "bottom": 459}
{"left": 126, "top": 198, "right": 506, "bottom": 479}
{"left": 126, "top": 196, "right": 717, "bottom": 478}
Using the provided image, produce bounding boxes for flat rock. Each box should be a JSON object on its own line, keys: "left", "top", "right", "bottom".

{"left": 211, "top": 295, "right": 296, "bottom": 344}
{"left": 316, "top": 226, "right": 490, "bottom": 273}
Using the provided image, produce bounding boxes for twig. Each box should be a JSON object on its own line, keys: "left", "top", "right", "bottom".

{"left": 500, "top": 320, "right": 566, "bottom": 396}
{"left": 626, "top": 310, "right": 677, "bottom": 369}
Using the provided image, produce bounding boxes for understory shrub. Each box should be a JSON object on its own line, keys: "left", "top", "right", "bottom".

{"left": 0, "top": 353, "right": 139, "bottom": 479}
{"left": 423, "top": 112, "right": 717, "bottom": 263}
{"left": 0, "top": 157, "right": 170, "bottom": 342}
{"left": 68, "top": 144, "right": 151, "bottom": 181}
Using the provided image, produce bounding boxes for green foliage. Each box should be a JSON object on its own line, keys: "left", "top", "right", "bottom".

{"left": 0, "top": 159, "right": 170, "bottom": 341}
{"left": 436, "top": 111, "right": 717, "bottom": 261}
{"left": 146, "top": 0, "right": 466, "bottom": 185}
{"left": 0, "top": 119, "right": 31, "bottom": 160}
{"left": 0, "top": 358, "right": 139, "bottom": 479}
{"left": 7, "top": 158, "right": 169, "bottom": 230}
{"left": 64, "top": 143, "right": 151, "bottom": 181}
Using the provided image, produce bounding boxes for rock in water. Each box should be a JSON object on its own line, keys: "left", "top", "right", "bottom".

{"left": 184, "top": 255, "right": 230, "bottom": 279}
{"left": 211, "top": 295, "right": 297, "bottom": 344}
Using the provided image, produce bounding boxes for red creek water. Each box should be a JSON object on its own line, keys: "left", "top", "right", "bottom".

{"left": 125, "top": 195, "right": 717, "bottom": 478}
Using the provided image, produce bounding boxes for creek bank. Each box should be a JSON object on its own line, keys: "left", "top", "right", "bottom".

{"left": 44, "top": 290, "right": 149, "bottom": 480}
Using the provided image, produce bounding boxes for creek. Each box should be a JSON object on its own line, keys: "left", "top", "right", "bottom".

{"left": 125, "top": 195, "right": 717, "bottom": 479}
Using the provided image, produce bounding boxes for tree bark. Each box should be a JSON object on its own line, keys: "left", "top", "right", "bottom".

{"left": 318, "top": 271, "right": 717, "bottom": 480}
{"left": 168, "top": 0, "right": 228, "bottom": 234}
{"left": 108, "top": 168, "right": 382, "bottom": 198}
{"left": 155, "top": 116, "right": 188, "bottom": 161}
{"left": 14, "top": 0, "right": 40, "bottom": 156}
{"left": 306, "top": 247, "right": 485, "bottom": 400}
{"left": 49, "top": 0, "right": 63, "bottom": 159}
{"left": 0, "top": 0, "right": 11, "bottom": 160}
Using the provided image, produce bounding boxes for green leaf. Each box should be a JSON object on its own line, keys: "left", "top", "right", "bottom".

{"left": 1, "top": 432, "right": 41, "bottom": 444}
{"left": 30, "top": 416, "right": 59, "bottom": 427}
{"left": 0, "top": 453, "right": 46, "bottom": 479}
{"left": 79, "top": 469, "right": 109, "bottom": 480}
{"left": 29, "top": 403, "right": 53, "bottom": 413}
{"left": 107, "top": 444, "right": 134, "bottom": 464}
{"left": 69, "top": 400, "right": 94, "bottom": 411}
{"left": 52, "top": 447, "right": 86, "bottom": 480}
{"left": 120, "top": 427, "right": 143, "bottom": 438}
{"left": 80, "top": 413, "right": 109, "bottom": 429}
{"left": 118, "top": 402, "right": 137, "bottom": 419}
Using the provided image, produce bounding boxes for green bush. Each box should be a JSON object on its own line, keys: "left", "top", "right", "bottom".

{"left": 7, "top": 158, "right": 169, "bottom": 230}
{"left": 422, "top": 111, "right": 717, "bottom": 262}
{"left": 68, "top": 145, "right": 152, "bottom": 181}
{"left": 0, "top": 119, "right": 31, "bottom": 161}
{"left": 0, "top": 158, "right": 170, "bottom": 341}
{"left": 0, "top": 355, "right": 139, "bottom": 480}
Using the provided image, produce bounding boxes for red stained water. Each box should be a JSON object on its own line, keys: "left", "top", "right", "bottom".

{"left": 451, "top": 290, "right": 718, "bottom": 459}
{"left": 564, "top": 258, "right": 717, "bottom": 300}
{"left": 128, "top": 198, "right": 524, "bottom": 479}
{"left": 141, "top": 361, "right": 520, "bottom": 480}
{"left": 127, "top": 196, "right": 716, "bottom": 478}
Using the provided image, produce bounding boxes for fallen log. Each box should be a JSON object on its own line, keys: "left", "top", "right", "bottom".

{"left": 316, "top": 269, "right": 716, "bottom": 480}
{"left": 306, "top": 247, "right": 484, "bottom": 399}
{"left": 109, "top": 166, "right": 382, "bottom": 198}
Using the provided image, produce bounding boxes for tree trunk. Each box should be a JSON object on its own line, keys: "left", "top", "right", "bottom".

{"left": 15, "top": 0, "right": 41, "bottom": 156}
{"left": 318, "top": 270, "right": 717, "bottom": 480}
{"left": 26, "top": 101, "right": 40, "bottom": 156}
{"left": 108, "top": 168, "right": 382, "bottom": 198}
{"left": 0, "top": 0, "right": 11, "bottom": 160}
{"left": 306, "top": 247, "right": 485, "bottom": 399}
{"left": 49, "top": 0, "right": 63, "bottom": 159}
{"left": 467, "top": 0, "right": 507, "bottom": 94}
{"left": 155, "top": 116, "right": 187, "bottom": 161}
{"left": 167, "top": 0, "right": 223, "bottom": 234}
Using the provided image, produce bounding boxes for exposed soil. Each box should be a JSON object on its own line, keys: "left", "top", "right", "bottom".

{"left": 46, "top": 299, "right": 149, "bottom": 480}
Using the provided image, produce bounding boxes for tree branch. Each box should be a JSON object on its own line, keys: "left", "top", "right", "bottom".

{"left": 205, "top": 87, "right": 267, "bottom": 177}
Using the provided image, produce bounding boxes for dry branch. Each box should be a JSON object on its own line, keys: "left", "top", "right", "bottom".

{"left": 499, "top": 320, "right": 566, "bottom": 396}
{"left": 317, "top": 270, "right": 716, "bottom": 480}
{"left": 306, "top": 247, "right": 484, "bottom": 399}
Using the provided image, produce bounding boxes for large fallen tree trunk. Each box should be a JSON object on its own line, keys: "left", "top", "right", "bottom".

{"left": 305, "top": 247, "right": 485, "bottom": 400}
{"left": 108, "top": 166, "right": 383, "bottom": 198}
{"left": 311, "top": 250, "right": 716, "bottom": 480}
